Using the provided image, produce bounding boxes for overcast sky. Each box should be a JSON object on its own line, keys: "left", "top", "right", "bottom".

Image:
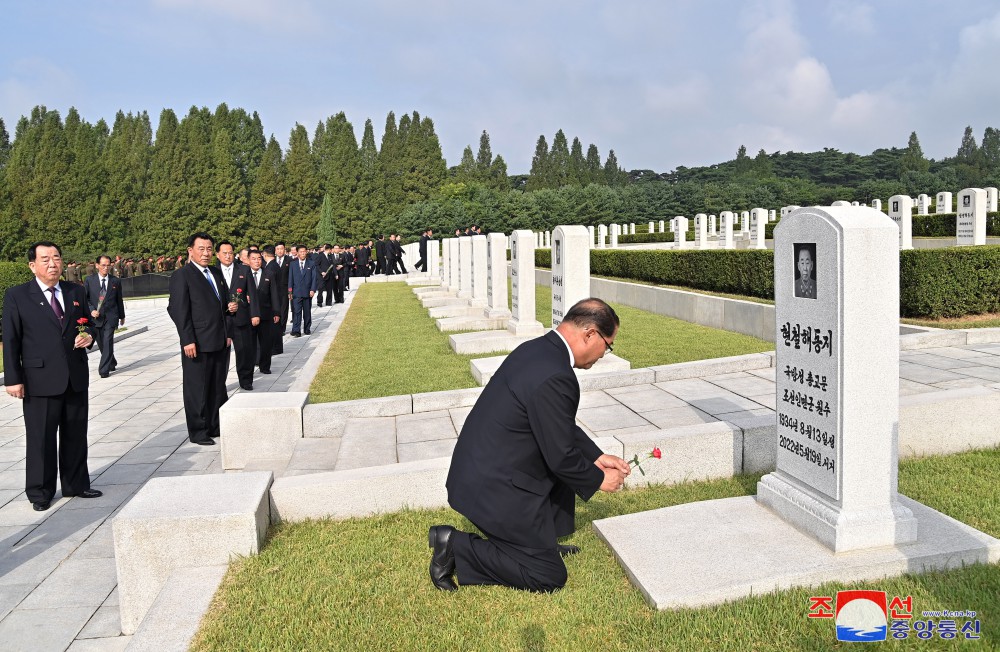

{"left": 3, "top": 0, "right": 999, "bottom": 173}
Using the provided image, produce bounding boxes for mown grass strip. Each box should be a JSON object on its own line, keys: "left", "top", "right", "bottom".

{"left": 193, "top": 447, "right": 1000, "bottom": 651}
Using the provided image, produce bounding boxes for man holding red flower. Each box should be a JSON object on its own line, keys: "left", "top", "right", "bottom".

{"left": 2, "top": 242, "right": 102, "bottom": 511}
{"left": 431, "top": 298, "right": 631, "bottom": 593}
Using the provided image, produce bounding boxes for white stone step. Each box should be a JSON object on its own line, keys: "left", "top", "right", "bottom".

{"left": 125, "top": 564, "right": 227, "bottom": 652}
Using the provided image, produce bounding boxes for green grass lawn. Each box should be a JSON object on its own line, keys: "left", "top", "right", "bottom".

{"left": 902, "top": 314, "right": 1000, "bottom": 330}
{"left": 308, "top": 282, "right": 772, "bottom": 402}
{"left": 193, "top": 447, "right": 1000, "bottom": 651}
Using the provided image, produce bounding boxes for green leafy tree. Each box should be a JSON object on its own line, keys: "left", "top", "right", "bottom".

{"left": 604, "top": 149, "right": 626, "bottom": 186}
{"left": 354, "top": 119, "right": 380, "bottom": 239}
{"left": 981, "top": 126, "right": 1000, "bottom": 173}
{"left": 135, "top": 108, "right": 184, "bottom": 253}
{"left": 208, "top": 128, "right": 249, "bottom": 241}
{"left": 733, "top": 144, "right": 752, "bottom": 177}
{"left": 455, "top": 146, "right": 477, "bottom": 184}
{"left": 585, "top": 144, "right": 602, "bottom": 185}
{"left": 96, "top": 111, "right": 152, "bottom": 254}
{"left": 569, "top": 137, "right": 585, "bottom": 185}
{"left": 489, "top": 155, "right": 508, "bottom": 191}
{"left": 549, "top": 129, "right": 570, "bottom": 187}
{"left": 475, "top": 130, "right": 493, "bottom": 176}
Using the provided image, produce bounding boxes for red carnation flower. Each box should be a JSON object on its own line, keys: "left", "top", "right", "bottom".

{"left": 652, "top": 447, "right": 662, "bottom": 459}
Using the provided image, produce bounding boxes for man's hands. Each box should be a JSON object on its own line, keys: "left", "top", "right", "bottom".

{"left": 595, "top": 454, "right": 631, "bottom": 492}
{"left": 73, "top": 333, "right": 93, "bottom": 350}
{"left": 273, "top": 315, "right": 280, "bottom": 324}
{"left": 5, "top": 384, "right": 24, "bottom": 399}
{"left": 251, "top": 317, "right": 260, "bottom": 327}
{"left": 228, "top": 301, "right": 238, "bottom": 314}
{"left": 183, "top": 343, "right": 198, "bottom": 358}
{"left": 91, "top": 309, "right": 100, "bottom": 318}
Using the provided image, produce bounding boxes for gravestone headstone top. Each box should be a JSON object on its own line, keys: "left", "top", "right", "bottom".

{"left": 935, "top": 191, "right": 953, "bottom": 214}
{"left": 507, "top": 230, "right": 544, "bottom": 336}
{"left": 550, "top": 225, "right": 590, "bottom": 329}
{"left": 888, "top": 195, "right": 914, "bottom": 250}
{"left": 485, "top": 233, "right": 511, "bottom": 319}
{"left": 956, "top": 188, "right": 987, "bottom": 246}
{"left": 718, "top": 211, "right": 734, "bottom": 249}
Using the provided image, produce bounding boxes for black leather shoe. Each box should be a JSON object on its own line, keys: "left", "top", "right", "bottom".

{"left": 100, "top": 373, "right": 109, "bottom": 378}
{"left": 259, "top": 369, "right": 271, "bottom": 374}
{"left": 303, "top": 330, "right": 311, "bottom": 335}
{"left": 428, "top": 525, "right": 458, "bottom": 591}
{"left": 192, "top": 439, "right": 216, "bottom": 446}
{"left": 67, "top": 489, "right": 103, "bottom": 499}
{"left": 290, "top": 333, "right": 301, "bottom": 338}
{"left": 558, "top": 544, "right": 581, "bottom": 557}
{"left": 32, "top": 500, "right": 51, "bottom": 512}
{"left": 240, "top": 384, "right": 254, "bottom": 391}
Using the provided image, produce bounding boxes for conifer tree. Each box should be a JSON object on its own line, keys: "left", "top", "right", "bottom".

{"left": 569, "top": 137, "right": 585, "bottom": 185}
{"left": 97, "top": 111, "right": 152, "bottom": 254}
{"left": 476, "top": 130, "right": 493, "bottom": 176}
{"left": 981, "top": 127, "right": 1000, "bottom": 172}
{"left": 316, "top": 194, "right": 337, "bottom": 243}
{"left": 456, "top": 146, "right": 476, "bottom": 183}
{"left": 376, "top": 112, "right": 405, "bottom": 225}
{"left": 63, "top": 108, "right": 108, "bottom": 253}
{"left": 956, "top": 126, "right": 979, "bottom": 163}
{"left": 401, "top": 114, "right": 446, "bottom": 207}
{"left": 585, "top": 144, "right": 602, "bottom": 185}
{"left": 899, "top": 131, "right": 929, "bottom": 175}
{"left": 136, "top": 109, "right": 186, "bottom": 253}
{"left": 209, "top": 128, "right": 249, "bottom": 241}
{"left": 248, "top": 136, "right": 287, "bottom": 245}
{"left": 284, "top": 123, "right": 321, "bottom": 245}
{"left": 603, "top": 149, "right": 626, "bottom": 186}
{"left": 733, "top": 144, "right": 752, "bottom": 176}
{"left": 0, "top": 117, "right": 10, "bottom": 167}
{"left": 489, "top": 155, "right": 509, "bottom": 191}
{"left": 754, "top": 148, "right": 773, "bottom": 177}
{"left": 354, "top": 119, "right": 379, "bottom": 239}
{"left": 526, "top": 135, "right": 550, "bottom": 191}
{"left": 549, "top": 130, "right": 570, "bottom": 187}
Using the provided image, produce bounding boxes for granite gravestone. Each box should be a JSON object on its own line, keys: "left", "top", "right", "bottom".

{"left": 757, "top": 205, "right": 918, "bottom": 552}
{"left": 718, "top": 211, "right": 734, "bottom": 249}
{"left": 750, "top": 208, "right": 767, "bottom": 249}
{"left": 629, "top": 223, "right": 636, "bottom": 235}
{"left": 768, "top": 209, "right": 776, "bottom": 223}
{"left": 587, "top": 226, "right": 595, "bottom": 249}
{"left": 871, "top": 199, "right": 882, "bottom": 212}
{"left": 457, "top": 236, "right": 473, "bottom": 298}
{"left": 695, "top": 213, "right": 708, "bottom": 249}
{"left": 936, "top": 192, "right": 953, "bottom": 214}
{"left": 447, "top": 238, "right": 461, "bottom": 292}
{"left": 610, "top": 224, "right": 619, "bottom": 248}
{"left": 469, "top": 235, "right": 488, "bottom": 306}
{"left": 659, "top": 219, "right": 665, "bottom": 233}
{"left": 709, "top": 214, "right": 717, "bottom": 235}
{"left": 986, "top": 187, "right": 998, "bottom": 212}
{"left": 598, "top": 224, "right": 608, "bottom": 248}
{"left": 956, "top": 188, "right": 987, "bottom": 246}
{"left": 427, "top": 239, "right": 440, "bottom": 280}
{"left": 917, "top": 194, "right": 930, "bottom": 215}
{"left": 648, "top": 221, "right": 655, "bottom": 233}
{"left": 741, "top": 211, "right": 750, "bottom": 234}
{"left": 673, "top": 217, "right": 688, "bottom": 249}
{"left": 888, "top": 195, "right": 913, "bottom": 250}
{"left": 550, "top": 225, "right": 590, "bottom": 329}
{"left": 485, "top": 233, "right": 511, "bottom": 319}
{"left": 507, "top": 230, "right": 544, "bottom": 336}
{"left": 440, "top": 238, "right": 452, "bottom": 288}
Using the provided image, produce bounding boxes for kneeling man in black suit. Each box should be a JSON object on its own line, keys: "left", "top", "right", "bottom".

{"left": 3, "top": 242, "right": 102, "bottom": 511}
{"left": 430, "top": 298, "right": 630, "bottom": 592}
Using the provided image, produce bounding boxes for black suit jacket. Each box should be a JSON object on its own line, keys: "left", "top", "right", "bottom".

{"left": 167, "top": 263, "right": 233, "bottom": 353}
{"left": 83, "top": 273, "right": 125, "bottom": 327}
{"left": 2, "top": 281, "right": 94, "bottom": 396}
{"left": 259, "top": 262, "right": 281, "bottom": 318}
{"left": 227, "top": 267, "right": 260, "bottom": 328}
{"left": 419, "top": 234, "right": 429, "bottom": 257}
{"left": 274, "top": 256, "right": 291, "bottom": 294}
{"left": 446, "top": 331, "right": 604, "bottom": 549}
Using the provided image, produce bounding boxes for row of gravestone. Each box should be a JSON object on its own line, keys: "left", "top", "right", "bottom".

{"left": 910, "top": 188, "right": 999, "bottom": 215}
{"left": 887, "top": 188, "right": 993, "bottom": 249}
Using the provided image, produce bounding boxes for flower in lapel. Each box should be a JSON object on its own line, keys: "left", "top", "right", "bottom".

{"left": 73, "top": 301, "right": 80, "bottom": 307}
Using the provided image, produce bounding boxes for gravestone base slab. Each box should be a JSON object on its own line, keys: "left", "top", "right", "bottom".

{"left": 757, "top": 472, "right": 917, "bottom": 552}
{"left": 449, "top": 330, "right": 537, "bottom": 355}
{"left": 471, "top": 352, "right": 631, "bottom": 386}
{"left": 506, "top": 320, "right": 546, "bottom": 337}
{"left": 427, "top": 304, "right": 481, "bottom": 319}
{"left": 436, "top": 316, "right": 510, "bottom": 332}
{"left": 593, "top": 494, "right": 1000, "bottom": 611}
{"left": 422, "top": 296, "right": 469, "bottom": 309}
{"left": 406, "top": 276, "right": 437, "bottom": 286}
{"left": 412, "top": 286, "right": 452, "bottom": 296}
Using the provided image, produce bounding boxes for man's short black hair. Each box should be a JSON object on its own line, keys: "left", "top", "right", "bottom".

{"left": 216, "top": 240, "right": 234, "bottom": 253}
{"left": 275, "top": 241, "right": 286, "bottom": 248}
{"left": 263, "top": 245, "right": 276, "bottom": 256}
{"left": 96, "top": 254, "right": 111, "bottom": 265}
{"left": 562, "top": 298, "right": 619, "bottom": 338}
{"left": 248, "top": 249, "right": 262, "bottom": 258}
{"left": 188, "top": 232, "right": 214, "bottom": 248}
{"left": 28, "top": 241, "right": 62, "bottom": 262}
{"left": 295, "top": 244, "right": 306, "bottom": 251}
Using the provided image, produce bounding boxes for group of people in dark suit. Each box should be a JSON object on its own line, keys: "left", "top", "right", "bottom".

{"left": 429, "top": 298, "right": 630, "bottom": 593}
{"left": 373, "top": 234, "right": 409, "bottom": 275}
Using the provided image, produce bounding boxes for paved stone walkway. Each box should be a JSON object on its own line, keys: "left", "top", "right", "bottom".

{"left": 0, "top": 294, "right": 350, "bottom": 651}
{"left": 320, "top": 343, "right": 1000, "bottom": 472}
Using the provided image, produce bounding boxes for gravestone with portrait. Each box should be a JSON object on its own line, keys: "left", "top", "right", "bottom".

{"left": 673, "top": 217, "right": 688, "bottom": 249}
{"left": 917, "top": 194, "right": 930, "bottom": 215}
{"left": 888, "top": 195, "right": 913, "bottom": 250}
{"left": 740, "top": 211, "right": 750, "bottom": 234}
{"left": 592, "top": 204, "right": 1000, "bottom": 610}
{"left": 718, "top": 211, "right": 734, "bottom": 249}
{"left": 750, "top": 208, "right": 767, "bottom": 249}
{"left": 508, "top": 230, "right": 544, "bottom": 336}
{"left": 936, "top": 191, "right": 953, "bottom": 214}
{"left": 768, "top": 209, "right": 776, "bottom": 223}
{"left": 709, "top": 214, "right": 717, "bottom": 235}
{"left": 956, "top": 188, "right": 986, "bottom": 246}
{"left": 986, "top": 187, "right": 998, "bottom": 212}
{"left": 871, "top": 198, "right": 882, "bottom": 212}
{"left": 550, "top": 225, "right": 590, "bottom": 329}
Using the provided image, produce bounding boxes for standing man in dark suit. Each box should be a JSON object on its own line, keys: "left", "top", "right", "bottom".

{"left": 415, "top": 229, "right": 431, "bottom": 272}
{"left": 288, "top": 245, "right": 317, "bottom": 337}
{"left": 342, "top": 245, "right": 355, "bottom": 292}
{"left": 167, "top": 232, "right": 234, "bottom": 446}
{"left": 3, "top": 242, "right": 102, "bottom": 511}
{"left": 315, "top": 244, "right": 334, "bottom": 308}
{"left": 251, "top": 248, "right": 280, "bottom": 375}
{"left": 429, "top": 299, "right": 630, "bottom": 592}
{"left": 393, "top": 234, "right": 408, "bottom": 274}
{"left": 355, "top": 242, "right": 371, "bottom": 278}
{"left": 84, "top": 255, "right": 126, "bottom": 378}
{"left": 331, "top": 244, "right": 346, "bottom": 304}
{"left": 374, "top": 235, "right": 387, "bottom": 275}
{"left": 273, "top": 242, "right": 292, "bottom": 351}
{"left": 228, "top": 260, "right": 260, "bottom": 391}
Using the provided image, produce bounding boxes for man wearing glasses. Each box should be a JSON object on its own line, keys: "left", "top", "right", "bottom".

{"left": 430, "top": 298, "right": 631, "bottom": 592}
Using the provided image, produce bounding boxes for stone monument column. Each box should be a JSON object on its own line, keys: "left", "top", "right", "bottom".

{"left": 985, "top": 187, "right": 998, "bottom": 212}
{"left": 936, "top": 192, "right": 953, "bottom": 214}
{"left": 888, "top": 195, "right": 913, "bottom": 250}
{"left": 695, "top": 213, "right": 708, "bottom": 249}
{"left": 673, "top": 217, "right": 688, "bottom": 249}
{"left": 757, "top": 205, "right": 917, "bottom": 552}
{"left": 551, "top": 225, "right": 590, "bottom": 329}
{"left": 457, "top": 236, "right": 473, "bottom": 298}
{"left": 871, "top": 199, "right": 882, "bottom": 212}
{"left": 718, "top": 212, "right": 734, "bottom": 249}
{"left": 658, "top": 220, "right": 665, "bottom": 233}
{"left": 917, "top": 194, "right": 930, "bottom": 215}
{"left": 507, "top": 230, "right": 544, "bottom": 336}
{"left": 598, "top": 224, "right": 608, "bottom": 248}
{"left": 485, "top": 233, "right": 511, "bottom": 319}
{"left": 428, "top": 239, "right": 440, "bottom": 280}
{"left": 587, "top": 226, "right": 595, "bottom": 249}
{"left": 750, "top": 208, "right": 767, "bottom": 249}
{"left": 610, "top": 224, "right": 619, "bottom": 248}
{"left": 447, "top": 238, "right": 460, "bottom": 292}
{"left": 469, "top": 234, "right": 488, "bottom": 306}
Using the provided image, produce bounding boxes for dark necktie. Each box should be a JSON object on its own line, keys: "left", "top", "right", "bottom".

{"left": 253, "top": 270, "right": 259, "bottom": 288}
{"left": 203, "top": 268, "right": 220, "bottom": 300}
{"left": 101, "top": 278, "right": 107, "bottom": 294}
{"left": 47, "top": 287, "right": 64, "bottom": 324}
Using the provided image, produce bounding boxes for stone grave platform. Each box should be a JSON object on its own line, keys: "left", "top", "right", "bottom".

{"left": 471, "top": 351, "right": 631, "bottom": 385}
{"left": 449, "top": 330, "right": 538, "bottom": 354}
{"left": 437, "top": 315, "right": 509, "bottom": 332}
{"left": 592, "top": 495, "right": 1000, "bottom": 610}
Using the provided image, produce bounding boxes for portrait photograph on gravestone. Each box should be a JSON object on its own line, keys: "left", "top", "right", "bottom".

{"left": 794, "top": 243, "right": 817, "bottom": 300}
